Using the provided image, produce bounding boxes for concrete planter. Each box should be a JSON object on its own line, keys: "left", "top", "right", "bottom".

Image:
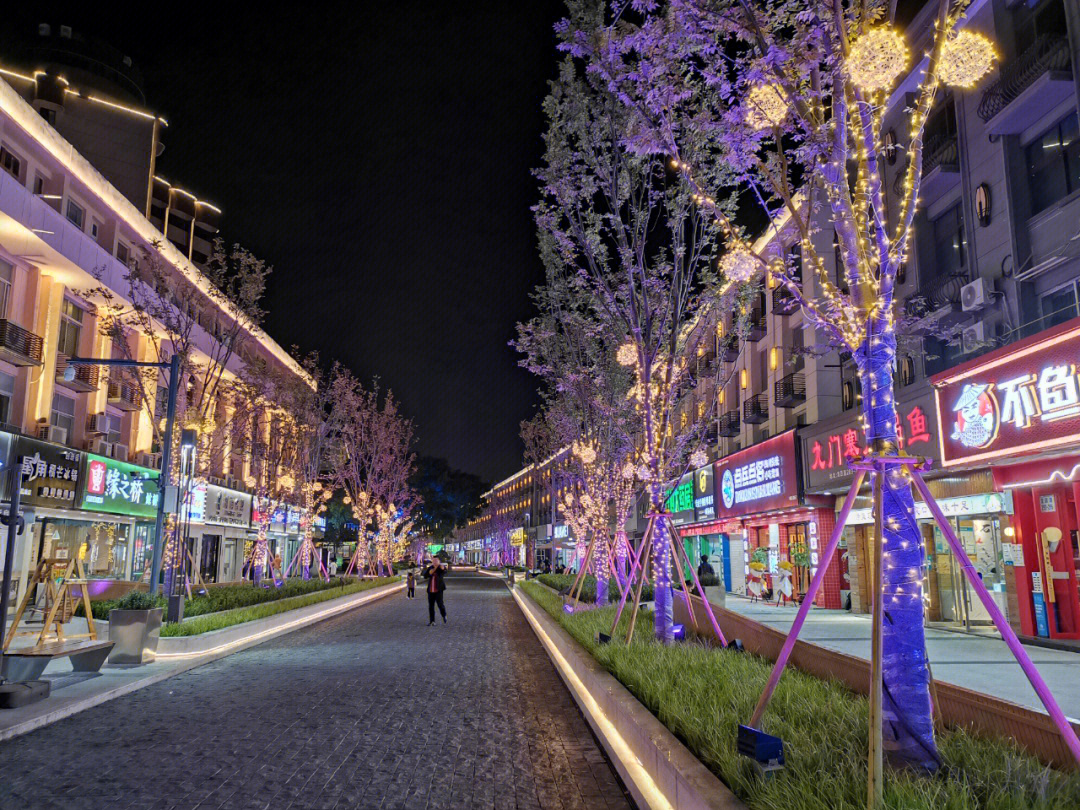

{"left": 107, "top": 608, "right": 163, "bottom": 664}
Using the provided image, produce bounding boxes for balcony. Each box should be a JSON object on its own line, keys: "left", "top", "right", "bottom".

{"left": 772, "top": 285, "right": 800, "bottom": 316}
{"left": 978, "top": 34, "right": 1073, "bottom": 135}
{"left": 774, "top": 372, "right": 806, "bottom": 408}
{"left": 107, "top": 380, "right": 141, "bottom": 412}
{"left": 55, "top": 356, "right": 101, "bottom": 393}
{"left": 743, "top": 392, "right": 769, "bottom": 424}
{"left": 718, "top": 409, "right": 741, "bottom": 437}
{"left": 745, "top": 310, "right": 767, "bottom": 342}
{"left": 719, "top": 339, "right": 740, "bottom": 362}
{"left": 920, "top": 129, "right": 960, "bottom": 200}
{"left": 904, "top": 271, "right": 968, "bottom": 333}
{"left": 0, "top": 320, "right": 43, "bottom": 367}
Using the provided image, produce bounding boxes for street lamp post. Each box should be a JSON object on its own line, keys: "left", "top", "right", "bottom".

{"left": 64, "top": 353, "right": 181, "bottom": 597}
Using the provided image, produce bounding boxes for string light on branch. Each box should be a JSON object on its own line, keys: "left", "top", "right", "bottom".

{"left": 718, "top": 243, "right": 757, "bottom": 283}
{"left": 847, "top": 27, "right": 909, "bottom": 91}
{"left": 621, "top": 462, "right": 637, "bottom": 480}
{"left": 938, "top": 30, "right": 997, "bottom": 88}
{"left": 689, "top": 448, "right": 708, "bottom": 469}
{"left": 745, "top": 83, "right": 787, "bottom": 130}
{"left": 572, "top": 439, "right": 597, "bottom": 466}
{"left": 616, "top": 341, "right": 637, "bottom": 367}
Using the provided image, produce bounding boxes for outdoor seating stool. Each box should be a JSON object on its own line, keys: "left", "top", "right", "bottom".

{"left": 1, "top": 639, "right": 115, "bottom": 682}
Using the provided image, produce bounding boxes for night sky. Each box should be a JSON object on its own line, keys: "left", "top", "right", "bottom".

{"left": 21, "top": 3, "right": 565, "bottom": 485}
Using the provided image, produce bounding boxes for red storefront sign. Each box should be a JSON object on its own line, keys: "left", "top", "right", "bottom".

{"left": 802, "top": 392, "right": 938, "bottom": 491}
{"left": 932, "top": 316, "right": 1080, "bottom": 466}
{"left": 714, "top": 430, "right": 800, "bottom": 519}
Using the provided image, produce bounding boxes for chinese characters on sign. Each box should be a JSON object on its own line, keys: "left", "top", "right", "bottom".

{"left": 934, "top": 324, "right": 1080, "bottom": 465}
{"left": 802, "top": 393, "right": 940, "bottom": 491}
{"left": 14, "top": 438, "right": 81, "bottom": 507}
{"left": 714, "top": 430, "right": 800, "bottom": 519}
{"left": 82, "top": 454, "right": 161, "bottom": 518}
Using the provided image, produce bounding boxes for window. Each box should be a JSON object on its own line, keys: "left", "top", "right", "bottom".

{"left": 50, "top": 392, "right": 75, "bottom": 436}
{"left": 931, "top": 204, "right": 966, "bottom": 278}
{"left": 0, "top": 370, "right": 14, "bottom": 425}
{"left": 65, "top": 199, "right": 85, "bottom": 230}
{"left": 1015, "top": 0, "right": 1067, "bottom": 56}
{"left": 104, "top": 411, "right": 123, "bottom": 445}
{"left": 116, "top": 241, "right": 130, "bottom": 266}
{"left": 1040, "top": 282, "right": 1079, "bottom": 330}
{"left": 0, "top": 146, "right": 21, "bottom": 180}
{"left": 0, "top": 258, "right": 12, "bottom": 319}
{"left": 898, "top": 356, "right": 916, "bottom": 387}
{"left": 90, "top": 219, "right": 100, "bottom": 240}
{"left": 57, "top": 299, "right": 84, "bottom": 358}
{"left": 38, "top": 107, "right": 56, "bottom": 126}
{"left": 1026, "top": 113, "right": 1080, "bottom": 215}
{"left": 33, "top": 174, "right": 44, "bottom": 195}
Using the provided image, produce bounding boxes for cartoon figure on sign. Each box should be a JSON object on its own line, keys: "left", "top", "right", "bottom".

{"left": 950, "top": 383, "right": 999, "bottom": 449}
{"left": 721, "top": 468, "right": 735, "bottom": 510}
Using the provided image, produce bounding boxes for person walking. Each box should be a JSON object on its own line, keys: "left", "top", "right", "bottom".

{"left": 406, "top": 568, "right": 416, "bottom": 599}
{"left": 697, "top": 554, "right": 716, "bottom": 579}
{"left": 424, "top": 558, "right": 447, "bottom": 625}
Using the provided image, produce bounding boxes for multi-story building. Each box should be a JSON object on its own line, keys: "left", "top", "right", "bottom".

{"left": 0, "top": 33, "right": 310, "bottom": 603}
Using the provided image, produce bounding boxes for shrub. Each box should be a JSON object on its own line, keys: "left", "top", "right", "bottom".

{"left": 518, "top": 581, "right": 1080, "bottom": 810}
{"left": 113, "top": 590, "right": 159, "bottom": 611}
{"left": 535, "top": 573, "right": 653, "bottom": 603}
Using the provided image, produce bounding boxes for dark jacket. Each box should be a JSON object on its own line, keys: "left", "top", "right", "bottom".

{"left": 424, "top": 564, "right": 447, "bottom": 593}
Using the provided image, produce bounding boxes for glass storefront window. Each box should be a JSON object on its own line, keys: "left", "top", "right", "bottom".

{"left": 925, "top": 514, "right": 1007, "bottom": 630}
{"left": 35, "top": 518, "right": 132, "bottom": 579}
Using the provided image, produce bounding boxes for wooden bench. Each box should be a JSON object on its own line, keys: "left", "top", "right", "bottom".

{"left": 1, "top": 639, "right": 114, "bottom": 682}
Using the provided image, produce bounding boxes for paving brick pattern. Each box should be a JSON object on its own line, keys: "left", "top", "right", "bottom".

{"left": 0, "top": 572, "right": 633, "bottom": 810}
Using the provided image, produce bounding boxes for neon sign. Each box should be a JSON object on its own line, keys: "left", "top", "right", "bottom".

{"left": 714, "top": 430, "right": 799, "bottom": 519}
{"left": 933, "top": 318, "right": 1080, "bottom": 465}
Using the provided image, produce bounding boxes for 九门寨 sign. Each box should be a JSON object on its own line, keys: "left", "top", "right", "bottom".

{"left": 714, "top": 430, "right": 800, "bottom": 519}
{"left": 81, "top": 454, "right": 161, "bottom": 518}
{"left": 802, "top": 391, "right": 939, "bottom": 491}
{"left": 933, "top": 318, "right": 1080, "bottom": 466}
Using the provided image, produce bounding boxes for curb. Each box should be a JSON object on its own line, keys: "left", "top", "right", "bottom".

{"left": 0, "top": 580, "right": 404, "bottom": 742}
{"left": 512, "top": 584, "right": 744, "bottom": 810}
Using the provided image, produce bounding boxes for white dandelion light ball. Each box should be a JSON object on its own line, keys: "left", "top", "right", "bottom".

{"left": 573, "top": 440, "right": 597, "bottom": 466}
{"left": 745, "top": 83, "right": 788, "bottom": 130}
{"left": 718, "top": 243, "right": 758, "bottom": 283}
{"left": 616, "top": 341, "right": 637, "bottom": 367}
{"left": 621, "top": 462, "right": 637, "bottom": 480}
{"left": 689, "top": 448, "right": 709, "bottom": 469}
{"left": 847, "top": 28, "right": 909, "bottom": 92}
{"left": 938, "top": 30, "right": 997, "bottom": 89}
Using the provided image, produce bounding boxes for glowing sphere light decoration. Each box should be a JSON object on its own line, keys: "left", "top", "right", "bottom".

{"left": 847, "top": 28, "right": 909, "bottom": 92}
{"left": 745, "top": 83, "right": 787, "bottom": 130}
{"left": 718, "top": 243, "right": 758, "bottom": 283}
{"left": 938, "top": 30, "right": 997, "bottom": 88}
{"left": 616, "top": 341, "right": 637, "bottom": 367}
{"left": 689, "top": 448, "right": 708, "bottom": 469}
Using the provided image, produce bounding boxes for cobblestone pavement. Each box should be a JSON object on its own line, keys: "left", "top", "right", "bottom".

{"left": 0, "top": 572, "right": 633, "bottom": 810}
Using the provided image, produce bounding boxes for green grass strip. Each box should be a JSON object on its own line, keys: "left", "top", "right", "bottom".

{"left": 161, "top": 577, "right": 399, "bottom": 637}
{"left": 518, "top": 580, "right": 1080, "bottom": 810}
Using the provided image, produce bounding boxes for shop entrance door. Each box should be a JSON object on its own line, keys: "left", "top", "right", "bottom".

{"left": 786, "top": 523, "right": 810, "bottom": 600}
{"left": 929, "top": 515, "right": 1007, "bottom": 631}
{"left": 201, "top": 535, "right": 221, "bottom": 583}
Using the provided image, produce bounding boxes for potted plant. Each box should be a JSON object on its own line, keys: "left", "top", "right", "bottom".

{"left": 107, "top": 590, "right": 164, "bottom": 664}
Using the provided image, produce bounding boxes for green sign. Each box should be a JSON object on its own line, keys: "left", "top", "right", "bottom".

{"left": 81, "top": 454, "right": 161, "bottom": 518}
{"left": 665, "top": 478, "right": 694, "bottom": 514}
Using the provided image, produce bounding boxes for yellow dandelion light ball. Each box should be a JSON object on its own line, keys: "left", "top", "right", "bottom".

{"left": 616, "top": 341, "right": 637, "bottom": 367}
{"left": 718, "top": 243, "right": 758, "bottom": 283}
{"left": 745, "top": 83, "right": 788, "bottom": 130}
{"left": 689, "top": 448, "right": 708, "bottom": 469}
{"left": 938, "top": 30, "right": 997, "bottom": 89}
{"left": 847, "top": 28, "right": 909, "bottom": 92}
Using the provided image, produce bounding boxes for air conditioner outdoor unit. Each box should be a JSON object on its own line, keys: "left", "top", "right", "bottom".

{"left": 111, "top": 443, "right": 130, "bottom": 461}
{"left": 962, "top": 321, "right": 986, "bottom": 354}
{"left": 137, "top": 451, "right": 161, "bottom": 469}
{"left": 39, "top": 425, "right": 67, "bottom": 444}
{"left": 209, "top": 476, "right": 225, "bottom": 487}
{"left": 87, "top": 413, "right": 107, "bottom": 435}
{"left": 961, "top": 277, "right": 991, "bottom": 312}
{"left": 88, "top": 438, "right": 112, "bottom": 456}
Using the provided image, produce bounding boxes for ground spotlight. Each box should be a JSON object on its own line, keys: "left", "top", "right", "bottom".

{"left": 596, "top": 631, "right": 612, "bottom": 644}
{"left": 672, "top": 623, "right": 685, "bottom": 641}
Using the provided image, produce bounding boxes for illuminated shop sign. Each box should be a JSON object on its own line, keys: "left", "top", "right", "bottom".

{"left": 803, "top": 392, "right": 939, "bottom": 491}
{"left": 714, "top": 430, "right": 799, "bottom": 519}
{"left": 665, "top": 478, "right": 694, "bottom": 514}
{"left": 933, "top": 319, "right": 1080, "bottom": 466}
{"left": 694, "top": 465, "right": 715, "bottom": 520}
{"left": 13, "top": 437, "right": 81, "bottom": 507}
{"left": 510, "top": 527, "right": 526, "bottom": 547}
{"left": 203, "top": 484, "right": 252, "bottom": 528}
{"left": 553, "top": 524, "right": 568, "bottom": 539}
{"left": 81, "top": 454, "right": 161, "bottom": 518}
{"left": 846, "top": 491, "right": 1011, "bottom": 525}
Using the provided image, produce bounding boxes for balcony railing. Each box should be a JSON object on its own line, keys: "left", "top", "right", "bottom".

{"left": 0, "top": 320, "right": 44, "bottom": 366}
{"left": 978, "top": 34, "right": 1072, "bottom": 124}
{"left": 107, "top": 380, "right": 141, "bottom": 412}
{"left": 905, "top": 271, "right": 968, "bottom": 320}
{"left": 743, "top": 392, "right": 769, "bottom": 424}
{"left": 55, "top": 356, "right": 101, "bottom": 393}
{"left": 719, "top": 339, "right": 740, "bottom": 362}
{"left": 772, "top": 285, "right": 800, "bottom": 316}
{"left": 774, "top": 372, "right": 807, "bottom": 408}
{"left": 745, "top": 311, "right": 767, "bottom": 342}
{"left": 718, "top": 409, "right": 741, "bottom": 437}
